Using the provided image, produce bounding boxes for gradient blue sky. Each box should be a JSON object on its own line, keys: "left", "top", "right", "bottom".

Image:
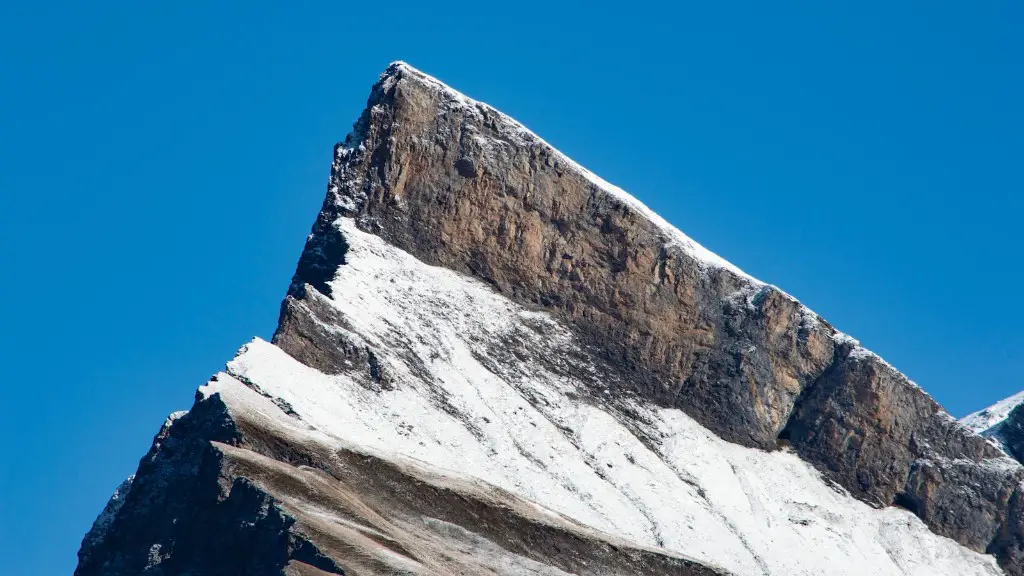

{"left": 1, "top": 2, "right": 1022, "bottom": 573}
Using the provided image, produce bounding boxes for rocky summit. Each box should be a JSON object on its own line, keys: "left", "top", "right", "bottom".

{"left": 77, "top": 63, "right": 1024, "bottom": 576}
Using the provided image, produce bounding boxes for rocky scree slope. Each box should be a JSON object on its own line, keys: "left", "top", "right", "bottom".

{"left": 77, "top": 63, "right": 1023, "bottom": 575}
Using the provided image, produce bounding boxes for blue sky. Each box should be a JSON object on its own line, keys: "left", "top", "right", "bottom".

{"left": 1, "top": 2, "right": 1021, "bottom": 573}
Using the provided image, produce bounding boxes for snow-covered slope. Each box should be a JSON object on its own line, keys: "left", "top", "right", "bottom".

{"left": 964, "top": 392, "right": 1024, "bottom": 436}
{"left": 962, "top": 391, "right": 1024, "bottom": 462}
{"left": 209, "top": 219, "right": 1001, "bottom": 575}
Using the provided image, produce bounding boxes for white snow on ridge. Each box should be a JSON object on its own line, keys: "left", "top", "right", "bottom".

{"left": 200, "top": 218, "right": 1001, "bottom": 576}
{"left": 962, "top": 390, "right": 1024, "bottom": 435}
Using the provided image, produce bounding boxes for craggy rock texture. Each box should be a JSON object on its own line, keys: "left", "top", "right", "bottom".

{"left": 275, "top": 62, "right": 1024, "bottom": 572}
{"left": 1002, "top": 406, "right": 1024, "bottom": 463}
{"left": 75, "top": 393, "right": 347, "bottom": 576}
{"left": 980, "top": 403, "right": 1024, "bottom": 464}
{"left": 993, "top": 490, "right": 1024, "bottom": 572}
{"left": 274, "top": 286, "right": 381, "bottom": 380}
{"left": 781, "top": 344, "right": 1006, "bottom": 504}
{"left": 900, "top": 457, "right": 1023, "bottom": 552}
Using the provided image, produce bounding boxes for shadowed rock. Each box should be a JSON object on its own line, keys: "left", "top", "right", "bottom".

{"left": 76, "top": 381, "right": 730, "bottom": 576}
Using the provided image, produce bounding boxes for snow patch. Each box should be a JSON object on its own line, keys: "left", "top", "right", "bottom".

{"left": 201, "top": 218, "right": 1002, "bottom": 576}
{"left": 963, "top": 390, "right": 1024, "bottom": 435}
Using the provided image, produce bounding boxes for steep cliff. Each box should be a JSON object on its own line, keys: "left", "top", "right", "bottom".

{"left": 78, "top": 63, "right": 1022, "bottom": 576}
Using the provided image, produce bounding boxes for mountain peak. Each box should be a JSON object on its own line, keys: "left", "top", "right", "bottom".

{"left": 964, "top": 390, "right": 1024, "bottom": 434}
{"left": 369, "top": 60, "right": 755, "bottom": 280}
{"left": 78, "top": 64, "right": 1024, "bottom": 576}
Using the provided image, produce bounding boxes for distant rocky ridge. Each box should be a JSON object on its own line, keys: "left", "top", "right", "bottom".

{"left": 965, "top": 392, "right": 1024, "bottom": 463}
{"left": 77, "top": 63, "right": 1024, "bottom": 575}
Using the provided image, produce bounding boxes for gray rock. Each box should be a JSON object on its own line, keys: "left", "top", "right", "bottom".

{"left": 1002, "top": 406, "right": 1024, "bottom": 462}
{"left": 900, "top": 456, "right": 1023, "bottom": 551}
{"left": 992, "top": 487, "right": 1024, "bottom": 573}
{"left": 782, "top": 345, "right": 1003, "bottom": 506}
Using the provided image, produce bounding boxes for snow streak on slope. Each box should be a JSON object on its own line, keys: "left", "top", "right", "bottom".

{"left": 202, "top": 217, "right": 1001, "bottom": 576}
{"left": 962, "top": 391, "right": 1024, "bottom": 455}
{"left": 963, "top": 391, "right": 1024, "bottom": 435}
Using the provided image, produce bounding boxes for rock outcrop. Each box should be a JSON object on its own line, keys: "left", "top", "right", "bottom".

{"left": 79, "top": 62, "right": 1022, "bottom": 575}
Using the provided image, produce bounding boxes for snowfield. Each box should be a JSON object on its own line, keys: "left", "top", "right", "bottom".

{"left": 196, "top": 218, "right": 1003, "bottom": 576}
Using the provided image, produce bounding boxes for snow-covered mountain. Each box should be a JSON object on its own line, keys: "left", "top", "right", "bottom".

{"left": 77, "top": 63, "right": 1024, "bottom": 576}
{"left": 964, "top": 392, "right": 1024, "bottom": 434}
{"left": 963, "top": 392, "right": 1024, "bottom": 463}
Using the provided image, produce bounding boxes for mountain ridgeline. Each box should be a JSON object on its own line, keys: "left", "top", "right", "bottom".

{"left": 77, "top": 63, "right": 1024, "bottom": 576}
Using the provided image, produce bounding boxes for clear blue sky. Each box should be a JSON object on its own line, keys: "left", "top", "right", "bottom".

{"left": 1, "top": 2, "right": 1021, "bottom": 573}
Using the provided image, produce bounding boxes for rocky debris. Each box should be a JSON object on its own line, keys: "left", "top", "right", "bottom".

{"left": 276, "top": 62, "right": 1023, "bottom": 573}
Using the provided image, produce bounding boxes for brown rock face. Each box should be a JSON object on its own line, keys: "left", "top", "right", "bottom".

{"left": 901, "top": 457, "right": 1024, "bottom": 551}
{"left": 993, "top": 490, "right": 1024, "bottom": 571}
{"left": 782, "top": 345, "right": 1005, "bottom": 506}
{"left": 276, "top": 62, "right": 1024, "bottom": 573}
{"left": 293, "top": 62, "right": 838, "bottom": 451}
